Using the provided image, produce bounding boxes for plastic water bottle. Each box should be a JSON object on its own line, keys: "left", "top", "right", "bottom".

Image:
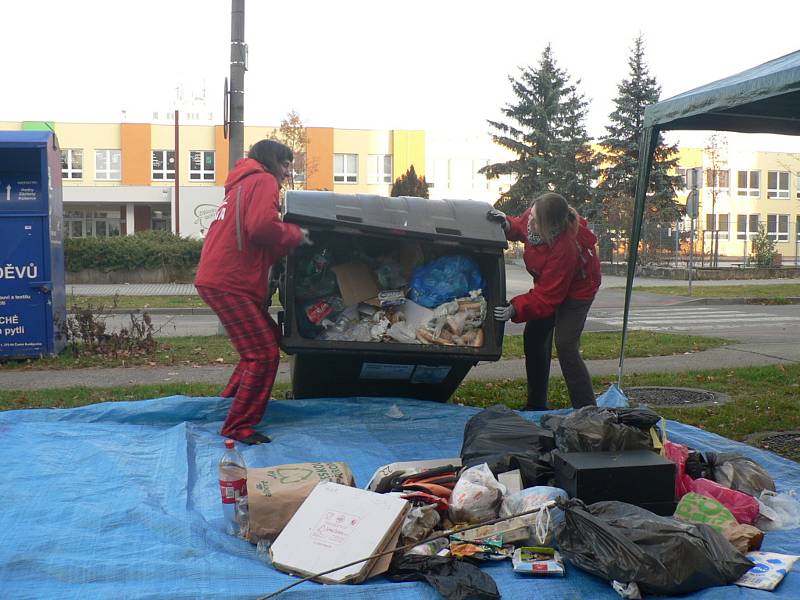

{"left": 219, "top": 438, "right": 248, "bottom": 536}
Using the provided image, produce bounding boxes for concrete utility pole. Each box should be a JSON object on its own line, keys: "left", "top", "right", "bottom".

{"left": 228, "top": 0, "right": 246, "bottom": 170}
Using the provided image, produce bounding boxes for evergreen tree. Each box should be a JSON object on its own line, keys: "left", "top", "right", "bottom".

{"left": 481, "top": 44, "right": 597, "bottom": 215}
{"left": 595, "top": 36, "right": 680, "bottom": 235}
{"left": 390, "top": 165, "right": 429, "bottom": 198}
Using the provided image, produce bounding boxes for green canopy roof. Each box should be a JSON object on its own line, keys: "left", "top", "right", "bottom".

{"left": 643, "top": 50, "right": 800, "bottom": 134}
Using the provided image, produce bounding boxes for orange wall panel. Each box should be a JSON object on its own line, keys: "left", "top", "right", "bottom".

{"left": 306, "top": 127, "right": 333, "bottom": 190}
{"left": 121, "top": 123, "right": 151, "bottom": 185}
{"left": 215, "top": 125, "right": 229, "bottom": 184}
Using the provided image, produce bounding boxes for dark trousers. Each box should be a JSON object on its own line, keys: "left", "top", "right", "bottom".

{"left": 523, "top": 297, "right": 596, "bottom": 410}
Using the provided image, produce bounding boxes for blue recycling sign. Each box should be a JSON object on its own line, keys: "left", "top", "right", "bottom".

{"left": 0, "top": 177, "right": 40, "bottom": 203}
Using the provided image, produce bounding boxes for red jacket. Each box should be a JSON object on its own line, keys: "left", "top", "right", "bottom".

{"left": 195, "top": 158, "right": 303, "bottom": 304}
{"left": 505, "top": 209, "right": 601, "bottom": 322}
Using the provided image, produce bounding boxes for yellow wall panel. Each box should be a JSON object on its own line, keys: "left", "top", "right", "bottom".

{"left": 307, "top": 127, "right": 334, "bottom": 190}
{"left": 392, "top": 130, "right": 426, "bottom": 179}
{"left": 215, "top": 126, "right": 229, "bottom": 184}
{"left": 121, "top": 123, "right": 151, "bottom": 185}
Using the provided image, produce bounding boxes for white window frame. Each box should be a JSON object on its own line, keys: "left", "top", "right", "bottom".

{"left": 334, "top": 153, "right": 358, "bottom": 183}
{"left": 767, "top": 170, "right": 790, "bottom": 199}
{"left": 189, "top": 150, "right": 215, "bottom": 181}
{"left": 95, "top": 149, "right": 121, "bottom": 180}
{"left": 152, "top": 150, "right": 175, "bottom": 181}
{"left": 767, "top": 213, "right": 789, "bottom": 242}
{"left": 367, "top": 154, "right": 392, "bottom": 184}
{"left": 61, "top": 148, "right": 83, "bottom": 179}
{"left": 705, "top": 213, "right": 729, "bottom": 240}
{"left": 736, "top": 170, "right": 760, "bottom": 197}
{"left": 736, "top": 213, "right": 761, "bottom": 240}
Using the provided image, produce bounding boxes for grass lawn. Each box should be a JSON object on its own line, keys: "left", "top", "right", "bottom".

{"left": 631, "top": 283, "right": 800, "bottom": 301}
{"left": 0, "top": 330, "right": 730, "bottom": 371}
{"left": 67, "top": 293, "right": 280, "bottom": 310}
{"left": 1, "top": 365, "right": 797, "bottom": 446}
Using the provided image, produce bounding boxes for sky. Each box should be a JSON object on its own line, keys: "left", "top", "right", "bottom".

{"left": 4, "top": 0, "right": 800, "bottom": 150}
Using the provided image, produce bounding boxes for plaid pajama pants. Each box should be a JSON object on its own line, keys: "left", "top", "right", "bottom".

{"left": 196, "top": 286, "right": 281, "bottom": 440}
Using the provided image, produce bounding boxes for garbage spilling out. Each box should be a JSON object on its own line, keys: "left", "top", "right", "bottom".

{"left": 3, "top": 395, "right": 800, "bottom": 599}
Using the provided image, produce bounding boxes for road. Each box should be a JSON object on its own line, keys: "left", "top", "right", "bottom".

{"left": 101, "top": 263, "right": 800, "bottom": 343}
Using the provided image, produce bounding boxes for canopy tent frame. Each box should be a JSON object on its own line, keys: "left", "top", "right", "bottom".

{"left": 618, "top": 49, "right": 800, "bottom": 385}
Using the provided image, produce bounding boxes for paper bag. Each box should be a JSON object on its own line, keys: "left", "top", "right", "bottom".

{"left": 246, "top": 462, "right": 354, "bottom": 543}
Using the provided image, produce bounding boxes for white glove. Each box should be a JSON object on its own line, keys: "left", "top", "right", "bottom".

{"left": 493, "top": 304, "right": 515, "bottom": 322}
{"left": 299, "top": 227, "right": 313, "bottom": 246}
{"left": 486, "top": 208, "right": 510, "bottom": 231}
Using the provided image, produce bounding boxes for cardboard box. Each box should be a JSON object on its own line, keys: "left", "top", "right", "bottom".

{"left": 270, "top": 482, "right": 410, "bottom": 584}
{"left": 246, "top": 462, "right": 354, "bottom": 543}
{"left": 331, "top": 261, "right": 380, "bottom": 307}
{"left": 554, "top": 450, "right": 676, "bottom": 507}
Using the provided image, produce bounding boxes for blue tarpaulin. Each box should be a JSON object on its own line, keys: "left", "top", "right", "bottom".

{"left": 1, "top": 395, "right": 798, "bottom": 599}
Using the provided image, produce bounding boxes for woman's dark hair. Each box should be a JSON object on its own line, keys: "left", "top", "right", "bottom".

{"left": 248, "top": 139, "right": 293, "bottom": 176}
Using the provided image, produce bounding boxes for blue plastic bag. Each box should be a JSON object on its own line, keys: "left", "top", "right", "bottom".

{"left": 596, "top": 383, "right": 629, "bottom": 408}
{"left": 408, "top": 255, "right": 486, "bottom": 308}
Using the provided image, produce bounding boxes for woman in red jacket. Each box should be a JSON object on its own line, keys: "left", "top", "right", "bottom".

{"left": 195, "top": 140, "right": 310, "bottom": 444}
{"left": 489, "top": 192, "right": 601, "bottom": 410}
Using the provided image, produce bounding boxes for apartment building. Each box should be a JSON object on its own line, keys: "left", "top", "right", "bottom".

{"left": 0, "top": 120, "right": 425, "bottom": 238}
{"left": 675, "top": 146, "right": 800, "bottom": 262}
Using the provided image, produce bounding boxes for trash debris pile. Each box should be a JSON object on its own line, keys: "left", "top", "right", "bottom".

{"left": 243, "top": 397, "right": 800, "bottom": 599}
{"left": 293, "top": 244, "right": 488, "bottom": 348}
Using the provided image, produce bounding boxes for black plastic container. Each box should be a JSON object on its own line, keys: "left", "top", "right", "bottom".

{"left": 278, "top": 191, "right": 507, "bottom": 402}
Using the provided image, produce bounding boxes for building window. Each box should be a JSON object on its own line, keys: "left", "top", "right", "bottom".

{"left": 797, "top": 215, "right": 800, "bottom": 241}
{"left": 367, "top": 154, "right": 392, "bottom": 184}
{"left": 705, "top": 213, "right": 729, "bottom": 240}
{"left": 797, "top": 175, "right": 800, "bottom": 199}
{"left": 767, "top": 171, "right": 789, "bottom": 199}
{"left": 767, "top": 214, "right": 789, "bottom": 242}
{"left": 678, "top": 167, "right": 703, "bottom": 189}
{"left": 152, "top": 150, "right": 176, "bottom": 180}
{"left": 736, "top": 214, "right": 761, "bottom": 240}
{"left": 736, "top": 170, "right": 760, "bottom": 197}
{"left": 61, "top": 149, "right": 83, "bottom": 179}
{"left": 705, "top": 169, "right": 729, "bottom": 188}
{"left": 95, "top": 149, "right": 121, "bottom": 180}
{"left": 64, "top": 208, "right": 124, "bottom": 238}
{"left": 189, "top": 150, "right": 215, "bottom": 181}
{"left": 333, "top": 153, "right": 358, "bottom": 183}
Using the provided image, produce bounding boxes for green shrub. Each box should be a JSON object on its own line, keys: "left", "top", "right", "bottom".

{"left": 65, "top": 231, "right": 203, "bottom": 273}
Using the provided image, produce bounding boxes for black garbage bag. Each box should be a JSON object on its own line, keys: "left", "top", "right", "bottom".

{"left": 387, "top": 554, "right": 500, "bottom": 600}
{"left": 460, "top": 405, "right": 555, "bottom": 486}
{"left": 706, "top": 452, "right": 777, "bottom": 497}
{"left": 555, "top": 500, "right": 753, "bottom": 595}
{"left": 540, "top": 406, "right": 660, "bottom": 453}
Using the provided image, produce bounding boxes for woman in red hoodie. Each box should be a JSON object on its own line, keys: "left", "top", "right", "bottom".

{"left": 195, "top": 140, "right": 310, "bottom": 444}
{"left": 489, "top": 192, "right": 601, "bottom": 410}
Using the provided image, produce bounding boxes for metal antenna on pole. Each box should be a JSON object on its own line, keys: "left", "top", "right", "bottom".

{"left": 228, "top": 0, "right": 246, "bottom": 170}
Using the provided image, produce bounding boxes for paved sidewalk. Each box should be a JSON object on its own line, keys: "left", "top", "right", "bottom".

{"left": 2, "top": 340, "right": 798, "bottom": 392}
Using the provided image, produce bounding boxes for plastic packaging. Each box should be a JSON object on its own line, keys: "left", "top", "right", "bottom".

{"left": 756, "top": 489, "right": 800, "bottom": 531}
{"left": 664, "top": 441, "right": 693, "bottom": 499}
{"left": 706, "top": 452, "right": 776, "bottom": 497}
{"left": 500, "top": 487, "right": 569, "bottom": 546}
{"left": 735, "top": 551, "right": 800, "bottom": 591}
{"left": 219, "top": 438, "right": 248, "bottom": 536}
{"left": 688, "top": 478, "right": 760, "bottom": 525}
{"left": 448, "top": 463, "right": 506, "bottom": 524}
{"left": 556, "top": 500, "right": 753, "bottom": 595}
{"left": 408, "top": 256, "right": 486, "bottom": 308}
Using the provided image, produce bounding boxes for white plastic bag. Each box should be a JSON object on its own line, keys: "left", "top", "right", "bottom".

{"left": 734, "top": 551, "right": 800, "bottom": 591}
{"left": 756, "top": 490, "right": 800, "bottom": 531}
{"left": 448, "top": 463, "right": 506, "bottom": 524}
{"left": 500, "top": 486, "right": 568, "bottom": 545}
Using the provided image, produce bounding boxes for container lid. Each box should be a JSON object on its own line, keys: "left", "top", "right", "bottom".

{"left": 224, "top": 439, "right": 235, "bottom": 449}
{"left": 284, "top": 191, "right": 508, "bottom": 247}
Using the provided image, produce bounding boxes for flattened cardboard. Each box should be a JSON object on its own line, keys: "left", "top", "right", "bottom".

{"left": 269, "top": 482, "right": 409, "bottom": 584}
{"left": 331, "top": 262, "right": 380, "bottom": 307}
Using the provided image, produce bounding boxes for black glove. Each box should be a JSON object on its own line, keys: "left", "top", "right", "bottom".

{"left": 486, "top": 208, "right": 509, "bottom": 231}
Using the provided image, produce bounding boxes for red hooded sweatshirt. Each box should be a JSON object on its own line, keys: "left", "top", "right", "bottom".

{"left": 195, "top": 158, "right": 303, "bottom": 304}
{"left": 505, "top": 209, "right": 601, "bottom": 323}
